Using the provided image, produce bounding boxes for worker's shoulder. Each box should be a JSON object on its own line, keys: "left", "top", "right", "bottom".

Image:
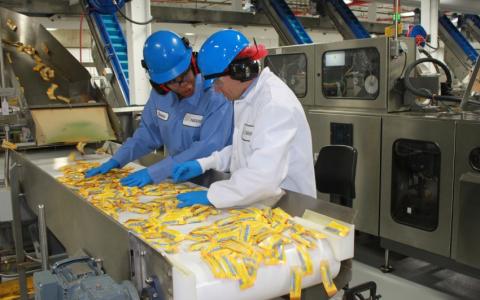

{"left": 202, "top": 88, "right": 230, "bottom": 108}
{"left": 259, "top": 78, "right": 302, "bottom": 111}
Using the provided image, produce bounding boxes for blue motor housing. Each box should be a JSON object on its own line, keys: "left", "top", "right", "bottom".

{"left": 33, "top": 256, "right": 139, "bottom": 300}
{"left": 88, "top": 0, "right": 126, "bottom": 14}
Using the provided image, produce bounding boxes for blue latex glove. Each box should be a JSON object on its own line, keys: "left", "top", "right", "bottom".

{"left": 176, "top": 191, "right": 211, "bottom": 208}
{"left": 172, "top": 160, "right": 203, "bottom": 183}
{"left": 120, "top": 169, "right": 153, "bottom": 187}
{"left": 85, "top": 159, "right": 120, "bottom": 178}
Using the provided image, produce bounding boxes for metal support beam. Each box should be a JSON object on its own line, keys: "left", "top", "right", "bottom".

{"left": 231, "top": 0, "right": 242, "bottom": 11}
{"left": 421, "top": 0, "right": 440, "bottom": 64}
{"left": 367, "top": 2, "right": 377, "bottom": 23}
{"left": 125, "top": 0, "right": 151, "bottom": 106}
{"left": 10, "top": 164, "right": 28, "bottom": 300}
{"left": 149, "top": 6, "right": 386, "bottom": 34}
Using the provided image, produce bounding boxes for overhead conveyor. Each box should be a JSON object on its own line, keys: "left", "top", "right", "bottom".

{"left": 461, "top": 14, "right": 480, "bottom": 45}
{"left": 439, "top": 15, "right": 479, "bottom": 81}
{"left": 256, "top": 0, "right": 313, "bottom": 45}
{"left": 83, "top": 0, "right": 130, "bottom": 107}
{"left": 315, "top": 0, "right": 370, "bottom": 40}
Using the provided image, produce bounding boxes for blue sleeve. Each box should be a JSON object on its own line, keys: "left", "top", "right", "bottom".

{"left": 147, "top": 92, "right": 233, "bottom": 183}
{"left": 112, "top": 93, "right": 164, "bottom": 167}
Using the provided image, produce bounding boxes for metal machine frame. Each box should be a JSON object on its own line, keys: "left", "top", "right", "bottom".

{"left": 265, "top": 44, "right": 316, "bottom": 106}
{"left": 9, "top": 149, "right": 354, "bottom": 300}
{"left": 266, "top": 35, "right": 480, "bottom": 278}
{"left": 379, "top": 114, "right": 455, "bottom": 257}
{"left": 314, "top": 37, "right": 415, "bottom": 112}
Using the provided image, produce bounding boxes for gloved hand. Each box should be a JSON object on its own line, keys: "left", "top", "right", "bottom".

{"left": 85, "top": 159, "right": 120, "bottom": 178}
{"left": 177, "top": 191, "right": 211, "bottom": 208}
{"left": 120, "top": 168, "right": 153, "bottom": 187}
{"left": 172, "top": 160, "right": 203, "bottom": 183}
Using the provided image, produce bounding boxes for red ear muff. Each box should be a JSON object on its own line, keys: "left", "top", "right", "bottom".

{"left": 159, "top": 84, "right": 170, "bottom": 93}
{"left": 191, "top": 53, "right": 199, "bottom": 75}
{"left": 149, "top": 80, "right": 171, "bottom": 95}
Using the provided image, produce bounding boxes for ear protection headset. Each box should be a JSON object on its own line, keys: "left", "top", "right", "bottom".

{"left": 141, "top": 37, "right": 199, "bottom": 95}
{"left": 204, "top": 58, "right": 259, "bottom": 82}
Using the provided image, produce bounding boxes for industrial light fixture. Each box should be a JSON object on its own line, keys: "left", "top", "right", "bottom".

{"left": 344, "top": 0, "right": 353, "bottom": 4}
{"left": 185, "top": 32, "right": 195, "bottom": 36}
{"left": 46, "top": 28, "right": 58, "bottom": 31}
{"left": 400, "top": 11, "right": 415, "bottom": 17}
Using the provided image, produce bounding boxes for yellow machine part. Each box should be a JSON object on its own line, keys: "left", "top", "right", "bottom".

{"left": 0, "top": 276, "right": 35, "bottom": 299}
{"left": 30, "top": 106, "right": 116, "bottom": 145}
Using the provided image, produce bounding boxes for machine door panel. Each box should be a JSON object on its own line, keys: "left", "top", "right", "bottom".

{"left": 314, "top": 37, "right": 414, "bottom": 112}
{"left": 307, "top": 110, "right": 381, "bottom": 235}
{"left": 265, "top": 44, "right": 315, "bottom": 106}
{"left": 452, "top": 121, "right": 480, "bottom": 267}
{"left": 380, "top": 116, "right": 455, "bottom": 257}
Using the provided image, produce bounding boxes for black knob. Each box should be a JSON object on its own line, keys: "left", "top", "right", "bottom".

{"left": 469, "top": 147, "right": 480, "bottom": 172}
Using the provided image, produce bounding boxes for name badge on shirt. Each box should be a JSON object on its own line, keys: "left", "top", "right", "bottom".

{"left": 183, "top": 113, "right": 204, "bottom": 128}
{"left": 241, "top": 124, "right": 254, "bottom": 142}
{"left": 156, "top": 109, "right": 169, "bottom": 121}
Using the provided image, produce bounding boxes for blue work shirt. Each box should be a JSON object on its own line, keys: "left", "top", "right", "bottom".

{"left": 112, "top": 74, "right": 233, "bottom": 183}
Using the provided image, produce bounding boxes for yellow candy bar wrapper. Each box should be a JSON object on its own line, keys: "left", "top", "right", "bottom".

{"left": 185, "top": 234, "right": 209, "bottom": 242}
{"left": 68, "top": 152, "right": 76, "bottom": 162}
{"left": 304, "top": 228, "right": 327, "bottom": 240}
{"left": 219, "top": 255, "right": 239, "bottom": 280}
{"left": 189, "top": 240, "right": 211, "bottom": 252}
{"left": 185, "top": 215, "right": 207, "bottom": 224}
{"left": 258, "top": 234, "right": 284, "bottom": 250}
{"left": 231, "top": 257, "right": 254, "bottom": 290}
{"left": 272, "top": 207, "right": 291, "bottom": 223}
{"left": 325, "top": 221, "right": 350, "bottom": 237}
{"left": 291, "top": 233, "right": 316, "bottom": 249}
{"left": 203, "top": 254, "right": 226, "bottom": 279}
{"left": 161, "top": 244, "right": 179, "bottom": 254}
{"left": 296, "top": 245, "right": 313, "bottom": 275}
{"left": 320, "top": 260, "right": 338, "bottom": 297}
{"left": 192, "top": 205, "right": 211, "bottom": 216}
{"left": 255, "top": 229, "right": 276, "bottom": 243}
{"left": 2, "top": 139, "right": 17, "bottom": 150}
{"left": 290, "top": 266, "right": 303, "bottom": 300}
{"left": 243, "top": 257, "right": 259, "bottom": 279}
{"left": 141, "top": 232, "right": 165, "bottom": 240}
{"left": 292, "top": 223, "right": 306, "bottom": 234}
{"left": 274, "top": 242, "right": 286, "bottom": 263}
{"left": 123, "top": 219, "right": 146, "bottom": 227}
{"left": 240, "top": 223, "right": 252, "bottom": 243}
{"left": 161, "top": 228, "right": 185, "bottom": 243}
{"left": 76, "top": 142, "right": 87, "bottom": 155}
{"left": 220, "top": 239, "right": 254, "bottom": 256}
{"left": 216, "top": 229, "right": 241, "bottom": 242}
{"left": 160, "top": 218, "right": 186, "bottom": 226}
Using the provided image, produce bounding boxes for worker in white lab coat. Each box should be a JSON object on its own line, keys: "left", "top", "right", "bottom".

{"left": 172, "top": 29, "right": 316, "bottom": 208}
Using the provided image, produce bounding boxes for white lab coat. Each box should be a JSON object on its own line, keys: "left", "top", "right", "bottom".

{"left": 198, "top": 67, "right": 316, "bottom": 208}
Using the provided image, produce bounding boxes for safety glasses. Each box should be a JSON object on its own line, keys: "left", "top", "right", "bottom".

{"left": 165, "top": 66, "right": 193, "bottom": 86}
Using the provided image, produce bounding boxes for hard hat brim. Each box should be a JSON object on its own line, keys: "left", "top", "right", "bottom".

{"left": 203, "top": 78, "right": 214, "bottom": 90}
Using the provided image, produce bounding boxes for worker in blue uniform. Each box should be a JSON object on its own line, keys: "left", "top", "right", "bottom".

{"left": 85, "top": 30, "right": 233, "bottom": 187}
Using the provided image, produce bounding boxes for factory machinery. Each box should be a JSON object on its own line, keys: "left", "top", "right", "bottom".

{"left": 0, "top": 3, "right": 356, "bottom": 300}
{"left": 439, "top": 14, "right": 479, "bottom": 87}
{"left": 266, "top": 9, "right": 480, "bottom": 277}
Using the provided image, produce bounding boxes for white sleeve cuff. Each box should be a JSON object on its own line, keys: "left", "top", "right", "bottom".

{"left": 197, "top": 155, "right": 217, "bottom": 173}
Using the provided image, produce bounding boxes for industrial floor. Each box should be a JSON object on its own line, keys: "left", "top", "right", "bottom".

{"left": 342, "top": 234, "right": 480, "bottom": 300}
{"left": 276, "top": 233, "right": 480, "bottom": 300}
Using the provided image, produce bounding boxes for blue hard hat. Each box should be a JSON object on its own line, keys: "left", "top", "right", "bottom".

{"left": 198, "top": 29, "right": 250, "bottom": 78}
{"left": 203, "top": 78, "right": 214, "bottom": 90}
{"left": 143, "top": 30, "right": 192, "bottom": 84}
